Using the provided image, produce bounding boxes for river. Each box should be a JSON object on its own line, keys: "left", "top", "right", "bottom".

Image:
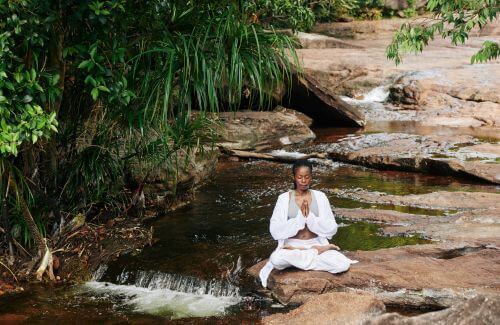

{"left": 2, "top": 122, "right": 498, "bottom": 323}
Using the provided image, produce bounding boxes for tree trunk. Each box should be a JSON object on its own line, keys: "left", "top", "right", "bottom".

{"left": 8, "top": 173, "right": 46, "bottom": 255}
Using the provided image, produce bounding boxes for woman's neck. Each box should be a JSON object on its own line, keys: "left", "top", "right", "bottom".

{"left": 294, "top": 188, "right": 309, "bottom": 196}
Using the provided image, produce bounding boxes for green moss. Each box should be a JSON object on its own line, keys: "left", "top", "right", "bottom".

{"left": 333, "top": 220, "right": 431, "bottom": 251}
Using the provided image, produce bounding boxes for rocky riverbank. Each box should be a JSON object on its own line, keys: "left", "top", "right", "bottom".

{"left": 244, "top": 18, "right": 500, "bottom": 324}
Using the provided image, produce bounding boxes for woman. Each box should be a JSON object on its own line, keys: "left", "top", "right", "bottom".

{"left": 259, "top": 160, "right": 357, "bottom": 288}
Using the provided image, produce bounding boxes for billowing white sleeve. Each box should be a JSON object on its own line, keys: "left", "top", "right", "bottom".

{"left": 270, "top": 194, "right": 306, "bottom": 240}
{"left": 306, "top": 192, "right": 338, "bottom": 239}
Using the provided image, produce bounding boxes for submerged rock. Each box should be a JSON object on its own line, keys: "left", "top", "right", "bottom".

{"left": 262, "top": 291, "right": 385, "bottom": 324}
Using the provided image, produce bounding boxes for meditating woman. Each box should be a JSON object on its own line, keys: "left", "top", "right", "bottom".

{"left": 259, "top": 160, "right": 357, "bottom": 287}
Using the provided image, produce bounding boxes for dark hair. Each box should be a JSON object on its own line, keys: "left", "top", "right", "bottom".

{"left": 292, "top": 159, "right": 313, "bottom": 189}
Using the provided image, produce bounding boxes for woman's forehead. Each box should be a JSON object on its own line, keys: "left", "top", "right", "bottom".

{"left": 294, "top": 166, "right": 312, "bottom": 175}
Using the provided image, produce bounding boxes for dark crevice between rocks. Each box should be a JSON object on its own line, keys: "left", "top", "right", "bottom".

{"left": 385, "top": 304, "right": 446, "bottom": 316}
{"left": 435, "top": 246, "right": 488, "bottom": 260}
{"left": 284, "top": 73, "right": 366, "bottom": 127}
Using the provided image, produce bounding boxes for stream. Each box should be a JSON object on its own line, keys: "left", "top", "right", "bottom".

{"left": 1, "top": 122, "right": 498, "bottom": 323}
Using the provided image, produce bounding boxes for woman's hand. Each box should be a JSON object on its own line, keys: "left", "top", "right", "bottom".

{"left": 301, "top": 200, "right": 309, "bottom": 217}
{"left": 312, "top": 244, "right": 341, "bottom": 254}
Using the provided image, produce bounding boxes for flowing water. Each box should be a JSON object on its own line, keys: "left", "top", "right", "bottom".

{"left": 2, "top": 154, "right": 497, "bottom": 322}
{"left": 1, "top": 98, "right": 499, "bottom": 322}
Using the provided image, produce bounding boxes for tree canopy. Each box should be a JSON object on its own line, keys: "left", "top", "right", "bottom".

{"left": 386, "top": 0, "right": 499, "bottom": 64}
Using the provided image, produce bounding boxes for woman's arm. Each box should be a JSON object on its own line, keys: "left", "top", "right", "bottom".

{"left": 270, "top": 194, "right": 306, "bottom": 240}
{"left": 305, "top": 192, "right": 338, "bottom": 239}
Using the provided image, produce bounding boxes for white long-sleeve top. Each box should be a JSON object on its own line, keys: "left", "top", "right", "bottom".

{"left": 259, "top": 189, "right": 339, "bottom": 287}
{"left": 269, "top": 189, "right": 338, "bottom": 248}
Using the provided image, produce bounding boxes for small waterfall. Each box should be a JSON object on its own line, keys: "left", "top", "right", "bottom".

{"left": 116, "top": 269, "right": 240, "bottom": 298}
{"left": 83, "top": 268, "right": 241, "bottom": 319}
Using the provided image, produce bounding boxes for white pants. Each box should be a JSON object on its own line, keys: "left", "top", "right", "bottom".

{"left": 270, "top": 237, "right": 356, "bottom": 273}
{"left": 259, "top": 237, "right": 358, "bottom": 287}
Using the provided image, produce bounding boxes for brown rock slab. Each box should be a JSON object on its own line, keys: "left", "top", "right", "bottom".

{"left": 322, "top": 133, "right": 500, "bottom": 183}
{"left": 336, "top": 190, "right": 500, "bottom": 210}
{"left": 248, "top": 246, "right": 500, "bottom": 307}
{"left": 217, "top": 110, "right": 315, "bottom": 151}
{"left": 262, "top": 291, "right": 385, "bottom": 325}
{"left": 366, "top": 294, "right": 500, "bottom": 325}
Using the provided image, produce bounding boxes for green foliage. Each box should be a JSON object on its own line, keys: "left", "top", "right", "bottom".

{"left": 134, "top": 6, "right": 298, "bottom": 118}
{"left": 0, "top": 3, "right": 60, "bottom": 156}
{"left": 387, "top": 0, "right": 499, "bottom": 64}
{"left": 471, "top": 40, "right": 500, "bottom": 63}
{"left": 0, "top": 0, "right": 299, "bottom": 246}
{"left": 311, "top": 0, "right": 359, "bottom": 22}
{"left": 244, "top": 0, "right": 316, "bottom": 31}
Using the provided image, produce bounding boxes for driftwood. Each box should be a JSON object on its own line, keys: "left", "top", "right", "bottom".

{"left": 227, "top": 149, "right": 327, "bottom": 163}
{"left": 288, "top": 71, "right": 366, "bottom": 127}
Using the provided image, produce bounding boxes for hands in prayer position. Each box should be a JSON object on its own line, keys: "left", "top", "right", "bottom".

{"left": 301, "top": 199, "right": 309, "bottom": 217}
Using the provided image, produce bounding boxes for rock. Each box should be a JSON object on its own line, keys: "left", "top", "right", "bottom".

{"left": 366, "top": 294, "right": 500, "bottom": 324}
{"left": 387, "top": 69, "right": 500, "bottom": 128}
{"left": 298, "top": 19, "right": 500, "bottom": 127}
{"left": 335, "top": 190, "right": 500, "bottom": 210}
{"left": 294, "top": 32, "right": 363, "bottom": 49}
{"left": 248, "top": 246, "right": 500, "bottom": 307}
{"left": 127, "top": 144, "right": 219, "bottom": 196}
{"left": 313, "top": 18, "right": 409, "bottom": 40}
{"left": 217, "top": 109, "right": 315, "bottom": 151}
{"left": 334, "top": 207, "right": 500, "bottom": 246}
{"left": 320, "top": 133, "right": 500, "bottom": 184}
{"left": 288, "top": 72, "right": 366, "bottom": 127}
{"left": 262, "top": 291, "right": 385, "bottom": 324}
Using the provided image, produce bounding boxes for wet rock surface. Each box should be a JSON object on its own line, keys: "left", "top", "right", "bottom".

{"left": 318, "top": 133, "right": 500, "bottom": 184}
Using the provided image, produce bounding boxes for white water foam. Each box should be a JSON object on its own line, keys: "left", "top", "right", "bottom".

{"left": 341, "top": 86, "right": 389, "bottom": 104}
{"left": 269, "top": 149, "right": 308, "bottom": 159}
{"left": 83, "top": 270, "right": 241, "bottom": 319}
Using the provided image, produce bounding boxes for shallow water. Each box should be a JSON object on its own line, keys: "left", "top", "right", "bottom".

{"left": 2, "top": 107, "right": 499, "bottom": 322}
{"left": 3, "top": 153, "right": 497, "bottom": 322}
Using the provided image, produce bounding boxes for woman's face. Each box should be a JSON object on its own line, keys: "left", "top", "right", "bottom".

{"left": 294, "top": 166, "right": 312, "bottom": 191}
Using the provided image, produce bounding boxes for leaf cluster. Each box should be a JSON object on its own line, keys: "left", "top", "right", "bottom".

{"left": 386, "top": 0, "right": 499, "bottom": 64}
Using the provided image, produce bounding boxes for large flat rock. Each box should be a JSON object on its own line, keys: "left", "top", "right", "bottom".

{"left": 335, "top": 207, "right": 500, "bottom": 247}
{"left": 318, "top": 133, "right": 500, "bottom": 183}
{"left": 334, "top": 190, "right": 500, "bottom": 210}
{"left": 248, "top": 245, "right": 500, "bottom": 307}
